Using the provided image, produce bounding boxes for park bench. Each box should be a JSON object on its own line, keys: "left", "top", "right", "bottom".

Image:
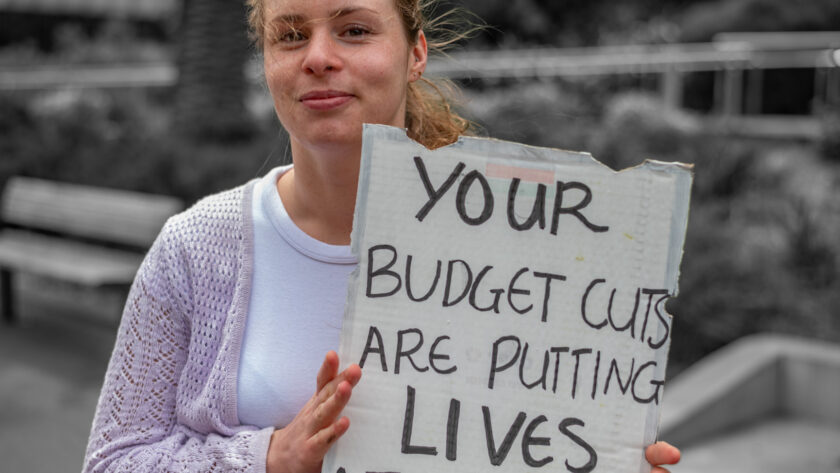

{"left": 0, "top": 177, "right": 184, "bottom": 324}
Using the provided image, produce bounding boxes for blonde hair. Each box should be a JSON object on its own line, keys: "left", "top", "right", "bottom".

{"left": 245, "top": 0, "right": 480, "bottom": 149}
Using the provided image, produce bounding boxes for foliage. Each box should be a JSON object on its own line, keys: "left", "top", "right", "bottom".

{"left": 51, "top": 21, "right": 170, "bottom": 64}
{"left": 3, "top": 74, "right": 839, "bottom": 383}
{"left": 437, "top": 87, "right": 840, "bottom": 375}
{"left": 678, "top": 0, "right": 840, "bottom": 42}
{"left": 819, "top": 106, "right": 840, "bottom": 162}
{"left": 533, "top": 92, "right": 840, "bottom": 375}
{"left": 589, "top": 92, "right": 701, "bottom": 170}
{"left": 454, "top": 0, "right": 838, "bottom": 47}
{"left": 0, "top": 20, "right": 170, "bottom": 66}
{"left": 174, "top": 0, "right": 254, "bottom": 142}
{"left": 670, "top": 157, "right": 840, "bottom": 369}
{"left": 0, "top": 89, "right": 288, "bottom": 205}
{"left": 457, "top": 0, "right": 704, "bottom": 46}
{"left": 464, "top": 80, "right": 602, "bottom": 152}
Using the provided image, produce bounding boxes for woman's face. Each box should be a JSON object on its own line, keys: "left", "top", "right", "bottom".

{"left": 262, "top": 0, "right": 427, "bottom": 152}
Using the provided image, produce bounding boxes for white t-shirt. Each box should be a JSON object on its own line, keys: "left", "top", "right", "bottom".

{"left": 237, "top": 166, "right": 357, "bottom": 428}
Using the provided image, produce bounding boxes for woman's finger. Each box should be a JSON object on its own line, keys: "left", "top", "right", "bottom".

{"left": 651, "top": 467, "right": 671, "bottom": 473}
{"left": 307, "top": 416, "right": 351, "bottom": 459}
{"left": 311, "top": 380, "right": 353, "bottom": 432}
{"left": 316, "top": 351, "right": 340, "bottom": 392}
{"left": 646, "top": 441, "right": 681, "bottom": 466}
{"left": 315, "top": 363, "right": 362, "bottom": 404}
{"left": 341, "top": 364, "right": 362, "bottom": 387}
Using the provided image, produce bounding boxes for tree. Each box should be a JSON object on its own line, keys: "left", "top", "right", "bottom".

{"left": 174, "top": 0, "right": 254, "bottom": 142}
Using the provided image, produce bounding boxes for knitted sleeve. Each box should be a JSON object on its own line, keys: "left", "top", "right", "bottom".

{"left": 82, "top": 213, "right": 273, "bottom": 473}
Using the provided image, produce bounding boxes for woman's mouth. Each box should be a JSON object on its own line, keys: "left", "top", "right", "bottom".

{"left": 300, "top": 90, "right": 354, "bottom": 111}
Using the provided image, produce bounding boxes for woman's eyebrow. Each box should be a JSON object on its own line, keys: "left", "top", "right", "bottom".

{"left": 269, "top": 13, "right": 304, "bottom": 26}
{"left": 269, "top": 7, "right": 377, "bottom": 25}
{"left": 328, "top": 6, "right": 377, "bottom": 18}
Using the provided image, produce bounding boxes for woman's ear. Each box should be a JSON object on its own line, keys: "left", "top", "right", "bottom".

{"left": 409, "top": 30, "right": 428, "bottom": 82}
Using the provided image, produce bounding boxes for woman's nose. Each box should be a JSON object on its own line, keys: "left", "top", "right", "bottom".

{"left": 301, "top": 31, "right": 342, "bottom": 76}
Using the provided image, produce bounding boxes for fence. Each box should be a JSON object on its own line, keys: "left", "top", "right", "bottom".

{"left": 1, "top": 31, "right": 838, "bottom": 138}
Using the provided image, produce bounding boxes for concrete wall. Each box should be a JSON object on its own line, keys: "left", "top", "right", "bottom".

{"left": 660, "top": 333, "right": 840, "bottom": 447}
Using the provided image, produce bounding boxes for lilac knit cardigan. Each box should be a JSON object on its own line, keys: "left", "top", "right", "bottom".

{"left": 83, "top": 181, "right": 276, "bottom": 472}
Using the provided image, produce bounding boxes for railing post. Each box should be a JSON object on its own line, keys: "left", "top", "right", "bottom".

{"left": 745, "top": 69, "right": 764, "bottom": 114}
{"left": 722, "top": 68, "right": 744, "bottom": 116}
{"left": 1, "top": 269, "right": 14, "bottom": 324}
{"left": 828, "top": 67, "right": 840, "bottom": 106}
{"left": 662, "top": 67, "right": 683, "bottom": 110}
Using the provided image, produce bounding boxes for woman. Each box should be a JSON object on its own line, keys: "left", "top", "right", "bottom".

{"left": 83, "top": 0, "right": 681, "bottom": 472}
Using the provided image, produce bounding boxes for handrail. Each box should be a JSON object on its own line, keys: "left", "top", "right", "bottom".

{"left": 2, "top": 38, "right": 838, "bottom": 91}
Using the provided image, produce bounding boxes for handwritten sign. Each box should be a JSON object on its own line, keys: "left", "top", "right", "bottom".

{"left": 322, "top": 125, "right": 693, "bottom": 473}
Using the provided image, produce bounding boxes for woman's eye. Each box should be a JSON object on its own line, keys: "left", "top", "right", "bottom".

{"left": 343, "top": 25, "right": 370, "bottom": 38}
{"left": 275, "top": 29, "right": 306, "bottom": 43}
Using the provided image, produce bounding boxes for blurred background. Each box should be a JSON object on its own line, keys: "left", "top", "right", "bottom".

{"left": 1, "top": 0, "right": 839, "bottom": 471}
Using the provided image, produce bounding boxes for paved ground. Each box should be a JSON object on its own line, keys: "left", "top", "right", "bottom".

{"left": 671, "top": 418, "right": 840, "bottom": 473}
{"left": 2, "top": 276, "right": 839, "bottom": 473}
{"left": 0, "top": 275, "right": 121, "bottom": 473}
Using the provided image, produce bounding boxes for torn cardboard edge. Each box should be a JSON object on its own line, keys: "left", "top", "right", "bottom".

{"left": 352, "top": 124, "right": 693, "bottom": 295}
{"left": 327, "top": 123, "right": 693, "bottom": 473}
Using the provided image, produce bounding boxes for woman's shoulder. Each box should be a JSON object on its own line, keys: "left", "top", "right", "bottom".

{"left": 163, "top": 179, "right": 258, "bottom": 243}
{"left": 130, "top": 180, "right": 259, "bottom": 322}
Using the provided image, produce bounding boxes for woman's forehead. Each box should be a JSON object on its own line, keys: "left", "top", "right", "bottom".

{"left": 264, "top": 0, "right": 397, "bottom": 19}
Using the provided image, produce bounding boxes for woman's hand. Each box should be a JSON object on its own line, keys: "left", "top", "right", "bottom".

{"left": 646, "top": 441, "right": 681, "bottom": 473}
{"left": 266, "top": 351, "right": 362, "bottom": 473}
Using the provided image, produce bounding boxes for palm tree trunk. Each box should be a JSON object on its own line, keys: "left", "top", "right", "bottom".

{"left": 174, "top": 0, "right": 254, "bottom": 141}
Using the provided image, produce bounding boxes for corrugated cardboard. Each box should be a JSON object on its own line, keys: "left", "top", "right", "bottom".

{"left": 323, "top": 124, "right": 693, "bottom": 473}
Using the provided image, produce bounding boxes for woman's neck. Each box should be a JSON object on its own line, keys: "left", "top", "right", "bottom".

{"left": 276, "top": 139, "right": 361, "bottom": 245}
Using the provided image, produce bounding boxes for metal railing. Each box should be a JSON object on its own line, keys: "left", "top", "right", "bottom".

{"left": 2, "top": 32, "right": 838, "bottom": 139}
{"left": 3, "top": 33, "right": 838, "bottom": 85}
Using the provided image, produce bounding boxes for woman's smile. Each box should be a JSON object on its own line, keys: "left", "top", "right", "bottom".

{"left": 299, "top": 90, "right": 355, "bottom": 111}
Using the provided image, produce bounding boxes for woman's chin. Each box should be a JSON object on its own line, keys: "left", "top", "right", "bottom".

{"left": 294, "top": 124, "right": 364, "bottom": 151}
{"left": 286, "top": 114, "right": 404, "bottom": 153}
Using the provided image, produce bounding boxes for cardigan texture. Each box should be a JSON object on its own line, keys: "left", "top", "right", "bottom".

{"left": 83, "top": 180, "right": 275, "bottom": 472}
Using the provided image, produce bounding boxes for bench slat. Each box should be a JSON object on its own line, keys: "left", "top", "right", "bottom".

{"left": 0, "top": 230, "right": 145, "bottom": 286}
{"left": 1, "top": 177, "right": 183, "bottom": 248}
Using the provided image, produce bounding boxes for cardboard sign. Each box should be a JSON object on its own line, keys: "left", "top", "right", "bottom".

{"left": 323, "top": 125, "right": 693, "bottom": 473}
